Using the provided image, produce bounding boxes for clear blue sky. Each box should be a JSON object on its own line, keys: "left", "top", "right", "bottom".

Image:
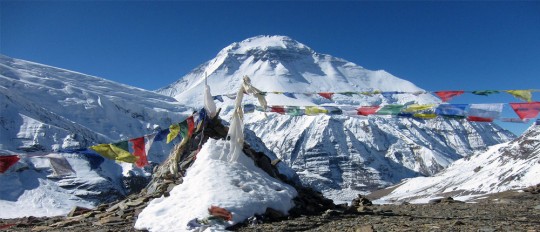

{"left": 1, "top": 1, "right": 539, "bottom": 135}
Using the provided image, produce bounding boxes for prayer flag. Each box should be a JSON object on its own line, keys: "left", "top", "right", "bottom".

{"left": 90, "top": 144, "right": 137, "bottom": 163}
{"left": 130, "top": 137, "right": 148, "bottom": 168}
{"left": 204, "top": 85, "right": 217, "bottom": 119}
{"left": 283, "top": 92, "right": 296, "bottom": 98}
{"left": 414, "top": 113, "right": 437, "bottom": 119}
{"left": 46, "top": 154, "right": 76, "bottom": 177}
{"left": 506, "top": 90, "right": 532, "bottom": 102}
{"left": 376, "top": 105, "right": 405, "bottom": 115}
{"left": 397, "top": 113, "right": 414, "bottom": 118}
{"left": 318, "top": 92, "right": 334, "bottom": 100}
{"left": 270, "top": 106, "right": 286, "bottom": 114}
{"left": 536, "top": 119, "right": 540, "bottom": 125}
{"left": 467, "top": 103, "right": 504, "bottom": 121}
{"left": 0, "top": 155, "right": 20, "bottom": 173}
{"left": 286, "top": 106, "right": 304, "bottom": 116}
{"left": 153, "top": 128, "right": 170, "bottom": 142}
{"left": 224, "top": 94, "right": 237, "bottom": 100}
{"left": 114, "top": 141, "right": 129, "bottom": 152}
{"left": 357, "top": 106, "right": 380, "bottom": 116}
{"left": 323, "top": 106, "right": 342, "bottom": 115}
{"left": 305, "top": 106, "right": 328, "bottom": 115}
{"left": 435, "top": 104, "right": 468, "bottom": 117}
{"left": 339, "top": 92, "right": 356, "bottom": 97}
{"left": 167, "top": 124, "right": 180, "bottom": 144}
{"left": 212, "top": 95, "right": 224, "bottom": 102}
{"left": 403, "top": 104, "right": 436, "bottom": 113}
{"left": 208, "top": 206, "right": 233, "bottom": 221}
{"left": 434, "top": 91, "right": 465, "bottom": 102}
{"left": 243, "top": 104, "right": 256, "bottom": 113}
{"left": 144, "top": 133, "right": 157, "bottom": 159}
{"left": 187, "top": 116, "right": 195, "bottom": 137}
{"left": 509, "top": 102, "right": 540, "bottom": 120}
{"left": 179, "top": 120, "right": 189, "bottom": 139}
{"left": 471, "top": 90, "right": 500, "bottom": 96}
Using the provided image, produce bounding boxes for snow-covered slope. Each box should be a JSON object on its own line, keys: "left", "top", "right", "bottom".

{"left": 0, "top": 54, "right": 190, "bottom": 217}
{"left": 158, "top": 35, "right": 515, "bottom": 202}
{"left": 375, "top": 124, "right": 540, "bottom": 203}
{"left": 135, "top": 138, "right": 297, "bottom": 231}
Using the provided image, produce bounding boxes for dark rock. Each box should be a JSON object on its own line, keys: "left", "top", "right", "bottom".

{"left": 351, "top": 194, "right": 373, "bottom": 207}
{"left": 264, "top": 208, "right": 285, "bottom": 221}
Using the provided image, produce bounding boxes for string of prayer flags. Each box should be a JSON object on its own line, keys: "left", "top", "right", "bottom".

{"left": 318, "top": 92, "right": 334, "bottom": 100}
{"left": 467, "top": 103, "right": 504, "bottom": 122}
{"left": 506, "top": 90, "right": 532, "bottom": 102}
{"left": 0, "top": 155, "right": 20, "bottom": 173}
{"left": 376, "top": 105, "right": 405, "bottom": 115}
{"left": 357, "top": 106, "right": 380, "bottom": 116}
{"left": 509, "top": 102, "right": 540, "bottom": 120}
{"left": 323, "top": 106, "right": 343, "bottom": 115}
{"left": 435, "top": 104, "right": 468, "bottom": 118}
{"left": 90, "top": 143, "right": 137, "bottom": 163}
{"left": 130, "top": 137, "right": 149, "bottom": 168}
{"left": 434, "top": 91, "right": 465, "bottom": 102}
{"left": 471, "top": 90, "right": 500, "bottom": 96}
{"left": 339, "top": 92, "right": 356, "bottom": 97}
{"left": 167, "top": 124, "right": 181, "bottom": 144}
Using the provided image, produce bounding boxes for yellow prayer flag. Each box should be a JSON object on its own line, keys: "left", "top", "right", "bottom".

{"left": 305, "top": 106, "right": 328, "bottom": 115}
{"left": 413, "top": 113, "right": 437, "bottom": 119}
{"left": 90, "top": 144, "right": 137, "bottom": 163}
{"left": 167, "top": 124, "right": 180, "bottom": 144}
{"left": 506, "top": 90, "right": 532, "bottom": 102}
{"left": 403, "top": 104, "right": 436, "bottom": 113}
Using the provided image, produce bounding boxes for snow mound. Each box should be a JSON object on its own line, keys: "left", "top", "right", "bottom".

{"left": 135, "top": 138, "right": 297, "bottom": 231}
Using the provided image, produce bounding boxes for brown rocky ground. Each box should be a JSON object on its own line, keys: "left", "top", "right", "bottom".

{"left": 2, "top": 187, "right": 539, "bottom": 232}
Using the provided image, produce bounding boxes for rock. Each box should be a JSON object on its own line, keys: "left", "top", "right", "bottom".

{"left": 351, "top": 194, "right": 373, "bottom": 207}
{"left": 355, "top": 225, "right": 374, "bottom": 232}
{"left": 356, "top": 206, "right": 373, "bottom": 213}
{"left": 534, "top": 205, "right": 540, "bottom": 210}
{"left": 67, "top": 206, "right": 93, "bottom": 217}
{"left": 99, "top": 216, "right": 123, "bottom": 225}
{"left": 125, "top": 199, "right": 145, "bottom": 207}
{"left": 31, "top": 225, "right": 53, "bottom": 231}
{"left": 322, "top": 209, "right": 341, "bottom": 218}
{"left": 264, "top": 208, "right": 285, "bottom": 220}
{"left": 453, "top": 220, "right": 465, "bottom": 226}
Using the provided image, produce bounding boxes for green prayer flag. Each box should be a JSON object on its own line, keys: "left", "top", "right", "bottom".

{"left": 506, "top": 90, "right": 532, "bottom": 102}
{"left": 286, "top": 106, "right": 304, "bottom": 116}
{"left": 90, "top": 144, "right": 137, "bottom": 163}
{"left": 179, "top": 120, "right": 189, "bottom": 139}
{"left": 376, "top": 105, "right": 405, "bottom": 115}
{"left": 471, "top": 90, "right": 499, "bottom": 96}
{"left": 113, "top": 141, "right": 129, "bottom": 152}
{"left": 167, "top": 124, "right": 180, "bottom": 144}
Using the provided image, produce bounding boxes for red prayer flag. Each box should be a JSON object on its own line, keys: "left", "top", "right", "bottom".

{"left": 187, "top": 116, "right": 195, "bottom": 137}
{"left": 318, "top": 92, "right": 334, "bottom": 100}
{"left": 0, "top": 155, "right": 20, "bottom": 173}
{"left": 129, "top": 137, "right": 148, "bottom": 168}
{"left": 357, "top": 106, "right": 381, "bottom": 116}
{"left": 467, "top": 116, "right": 494, "bottom": 122}
{"left": 208, "top": 205, "right": 233, "bottom": 221}
{"left": 270, "top": 106, "right": 286, "bottom": 114}
{"left": 434, "top": 91, "right": 465, "bottom": 102}
{"left": 509, "top": 102, "right": 540, "bottom": 120}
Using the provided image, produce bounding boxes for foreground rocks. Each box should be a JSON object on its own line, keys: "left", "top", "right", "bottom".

{"left": 2, "top": 187, "right": 539, "bottom": 231}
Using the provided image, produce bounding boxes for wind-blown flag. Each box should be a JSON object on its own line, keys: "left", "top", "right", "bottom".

{"left": 286, "top": 106, "right": 304, "bottom": 116}
{"left": 323, "top": 106, "right": 342, "bottom": 115}
{"left": 467, "top": 103, "right": 504, "bottom": 122}
{"left": 376, "top": 105, "right": 405, "bottom": 115}
{"left": 187, "top": 116, "right": 195, "bottom": 137}
{"left": 339, "top": 92, "right": 356, "bottom": 97}
{"left": 270, "top": 106, "right": 286, "bottom": 114}
{"left": 46, "top": 154, "right": 76, "bottom": 177}
{"left": 434, "top": 91, "right": 465, "bottom": 102}
{"left": 243, "top": 104, "right": 256, "bottom": 114}
{"left": 506, "top": 90, "right": 532, "bottom": 102}
{"left": 357, "top": 106, "right": 380, "bottom": 116}
{"left": 0, "top": 155, "right": 20, "bottom": 173}
{"left": 212, "top": 95, "right": 224, "bottom": 102}
{"left": 154, "top": 128, "right": 170, "bottom": 142}
{"left": 509, "top": 102, "right": 540, "bottom": 120}
{"left": 305, "top": 106, "right": 328, "bottom": 115}
{"left": 318, "top": 92, "right": 334, "bottom": 100}
{"left": 130, "top": 137, "right": 148, "bottom": 168}
{"left": 435, "top": 104, "right": 468, "bottom": 118}
{"left": 283, "top": 92, "right": 296, "bottom": 98}
{"left": 414, "top": 113, "right": 437, "bottom": 119}
{"left": 403, "top": 104, "right": 436, "bottom": 113}
{"left": 167, "top": 124, "right": 180, "bottom": 144}
{"left": 90, "top": 143, "right": 137, "bottom": 163}
{"left": 471, "top": 90, "right": 500, "bottom": 96}
{"left": 144, "top": 133, "right": 157, "bottom": 160}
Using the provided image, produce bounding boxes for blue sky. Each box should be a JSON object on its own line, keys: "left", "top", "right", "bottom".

{"left": 1, "top": 1, "right": 539, "bottom": 135}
